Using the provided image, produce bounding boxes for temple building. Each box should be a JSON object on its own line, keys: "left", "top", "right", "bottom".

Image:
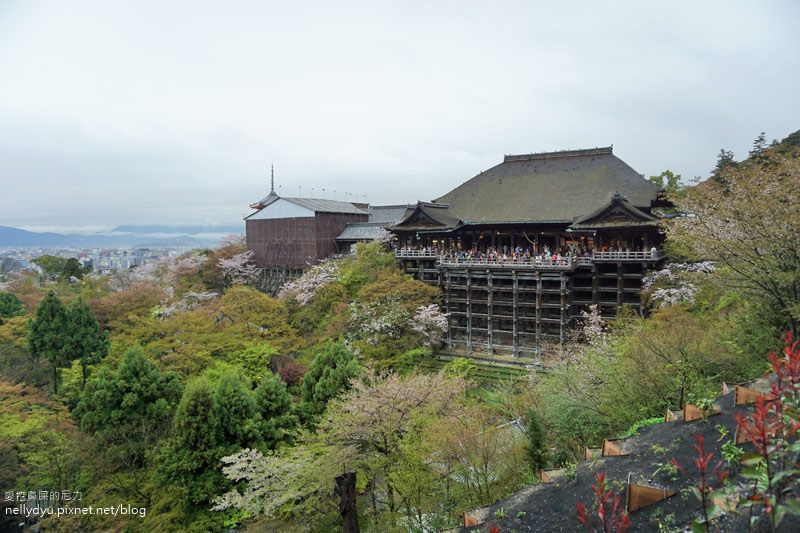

{"left": 387, "top": 146, "right": 669, "bottom": 356}
{"left": 245, "top": 146, "right": 669, "bottom": 356}
{"left": 246, "top": 189, "right": 369, "bottom": 270}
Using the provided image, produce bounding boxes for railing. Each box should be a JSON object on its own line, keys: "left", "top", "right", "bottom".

{"left": 395, "top": 249, "right": 665, "bottom": 267}
{"left": 395, "top": 248, "right": 439, "bottom": 258}
{"left": 592, "top": 250, "right": 664, "bottom": 261}
{"left": 438, "top": 257, "right": 576, "bottom": 270}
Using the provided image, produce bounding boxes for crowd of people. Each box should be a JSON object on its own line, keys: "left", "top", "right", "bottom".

{"left": 395, "top": 241, "right": 656, "bottom": 266}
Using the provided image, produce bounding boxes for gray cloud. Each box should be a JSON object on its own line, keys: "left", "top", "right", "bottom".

{"left": 0, "top": 0, "right": 798, "bottom": 231}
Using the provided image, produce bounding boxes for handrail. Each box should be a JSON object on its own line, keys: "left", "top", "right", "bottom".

{"left": 438, "top": 257, "right": 575, "bottom": 269}
{"left": 394, "top": 248, "right": 665, "bottom": 265}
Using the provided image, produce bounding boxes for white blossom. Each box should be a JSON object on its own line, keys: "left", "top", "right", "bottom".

{"left": 277, "top": 258, "right": 341, "bottom": 304}
{"left": 347, "top": 297, "right": 410, "bottom": 345}
{"left": 408, "top": 304, "right": 448, "bottom": 347}
{"left": 152, "top": 290, "right": 218, "bottom": 319}
{"left": 219, "top": 250, "right": 259, "bottom": 286}
{"left": 580, "top": 304, "right": 606, "bottom": 345}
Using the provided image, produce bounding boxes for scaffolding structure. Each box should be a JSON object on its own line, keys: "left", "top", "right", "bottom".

{"left": 398, "top": 252, "right": 664, "bottom": 356}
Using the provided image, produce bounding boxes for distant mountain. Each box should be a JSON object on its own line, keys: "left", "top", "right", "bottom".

{"left": 0, "top": 226, "right": 73, "bottom": 246}
{"left": 110, "top": 224, "right": 244, "bottom": 235}
{"left": 0, "top": 225, "right": 241, "bottom": 248}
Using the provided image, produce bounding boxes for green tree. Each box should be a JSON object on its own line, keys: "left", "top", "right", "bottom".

{"left": 254, "top": 372, "right": 298, "bottom": 449}
{"left": 32, "top": 255, "right": 67, "bottom": 281}
{"left": 711, "top": 148, "right": 736, "bottom": 184}
{"left": 27, "top": 291, "right": 71, "bottom": 393}
{"left": 648, "top": 169, "right": 685, "bottom": 194}
{"left": 66, "top": 299, "right": 109, "bottom": 388}
{"left": 525, "top": 410, "right": 548, "bottom": 473}
{"left": 299, "top": 341, "right": 361, "bottom": 421}
{"left": 62, "top": 257, "right": 89, "bottom": 280}
{"left": 162, "top": 379, "right": 225, "bottom": 505}
{"left": 668, "top": 150, "right": 800, "bottom": 334}
{"left": 214, "top": 371, "right": 260, "bottom": 448}
{"left": 73, "top": 346, "right": 182, "bottom": 468}
{"left": 0, "top": 292, "right": 24, "bottom": 318}
{"left": 749, "top": 131, "right": 767, "bottom": 159}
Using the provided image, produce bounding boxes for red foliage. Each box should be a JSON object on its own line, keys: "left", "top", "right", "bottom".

{"left": 733, "top": 331, "right": 800, "bottom": 525}
{"left": 269, "top": 353, "right": 308, "bottom": 385}
{"left": 575, "top": 472, "right": 631, "bottom": 532}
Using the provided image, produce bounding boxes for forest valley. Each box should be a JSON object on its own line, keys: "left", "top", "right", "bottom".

{"left": 1, "top": 135, "right": 799, "bottom": 532}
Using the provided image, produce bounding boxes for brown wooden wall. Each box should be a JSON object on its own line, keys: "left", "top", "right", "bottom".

{"left": 246, "top": 212, "right": 367, "bottom": 269}
{"left": 315, "top": 212, "right": 368, "bottom": 260}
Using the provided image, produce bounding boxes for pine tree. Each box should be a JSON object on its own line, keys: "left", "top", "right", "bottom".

{"left": 254, "top": 372, "right": 298, "bottom": 449}
{"left": 299, "top": 341, "right": 361, "bottom": 421}
{"left": 0, "top": 292, "right": 24, "bottom": 318}
{"left": 525, "top": 410, "right": 548, "bottom": 473}
{"left": 214, "top": 372, "right": 259, "bottom": 447}
{"left": 27, "top": 291, "right": 70, "bottom": 393}
{"left": 74, "top": 346, "right": 182, "bottom": 466}
{"left": 711, "top": 148, "right": 736, "bottom": 184}
{"left": 166, "top": 379, "right": 225, "bottom": 504}
{"left": 67, "top": 299, "right": 109, "bottom": 388}
{"left": 749, "top": 131, "right": 767, "bottom": 159}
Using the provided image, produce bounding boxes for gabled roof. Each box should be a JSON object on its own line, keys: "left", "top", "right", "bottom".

{"left": 386, "top": 202, "right": 462, "bottom": 232}
{"left": 368, "top": 205, "right": 412, "bottom": 224}
{"left": 569, "top": 193, "right": 659, "bottom": 230}
{"left": 285, "top": 197, "right": 368, "bottom": 214}
{"left": 246, "top": 194, "right": 368, "bottom": 219}
{"left": 432, "top": 147, "right": 660, "bottom": 224}
{"left": 335, "top": 222, "right": 390, "bottom": 241}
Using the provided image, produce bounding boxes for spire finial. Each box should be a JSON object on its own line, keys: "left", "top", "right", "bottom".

{"left": 270, "top": 164, "right": 275, "bottom": 194}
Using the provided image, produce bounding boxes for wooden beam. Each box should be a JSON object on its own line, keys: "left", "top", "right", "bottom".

{"left": 466, "top": 270, "right": 472, "bottom": 354}
{"left": 664, "top": 408, "right": 678, "bottom": 422}
{"left": 487, "top": 271, "right": 493, "bottom": 355}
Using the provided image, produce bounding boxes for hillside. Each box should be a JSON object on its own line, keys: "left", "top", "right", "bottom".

{"left": 460, "top": 382, "right": 798, "bottom": 532}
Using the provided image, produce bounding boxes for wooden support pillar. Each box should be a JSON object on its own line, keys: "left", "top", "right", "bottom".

{"left": 616, "top": 262, "right": 623, "bottom": 314}
{"left": 535, "top": 274, "right": 542, "bottom": 354}
{"left": 445, "top": 271, "right": 452, "bottom": 350}
{"left": 512, "top": 270, "right": 519, "bottom": 357}
{"left": 591, "top": 264, "right": 599, "bottom": 306}
{"left": 466, "top": 270, "right": 472, "bottom": 354}
{"left": 487, "top": 271, "right": 493, "bottom": 355}
{"left": 560, "top": 274, "right": 567, "bottom": 355}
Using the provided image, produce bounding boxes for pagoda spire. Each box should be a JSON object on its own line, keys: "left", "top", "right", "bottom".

{"left": 270, "top": 164, "right": 275, "bottom": 194}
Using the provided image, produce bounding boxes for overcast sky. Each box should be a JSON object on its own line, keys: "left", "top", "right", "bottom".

{"left": 0, "top": 1, "right": 797, "bottom": 233}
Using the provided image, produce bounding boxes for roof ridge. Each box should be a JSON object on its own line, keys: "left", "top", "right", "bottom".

{"left": 504, "top": 146, "right": 613, "bottom": 162}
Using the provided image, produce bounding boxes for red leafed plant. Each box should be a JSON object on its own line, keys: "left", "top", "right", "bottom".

{"left": 576, "top": 472, "right": 631, "bottom": 532}
{"left": 671, "top": 434, "right": 730, "bottom": 531}
{"left": 734, "top": 331, "right": 800, "bottom": 529}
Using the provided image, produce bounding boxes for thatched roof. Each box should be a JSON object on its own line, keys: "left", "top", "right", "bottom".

{"left": 430, "top": 147, "right": 660, "bottom": 225}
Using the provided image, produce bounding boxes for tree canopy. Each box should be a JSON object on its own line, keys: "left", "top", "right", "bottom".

{"left": 0, "top": 291, "right": 24, "bottom": 318}
{"left": 73, "top": 346, "right": 182, "bottom": 468}
{"left": 28, "top": 291, "right": 70, "bottom": 392}
{"left": 667, "top": 150, "right": 800, "bottom": 334}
